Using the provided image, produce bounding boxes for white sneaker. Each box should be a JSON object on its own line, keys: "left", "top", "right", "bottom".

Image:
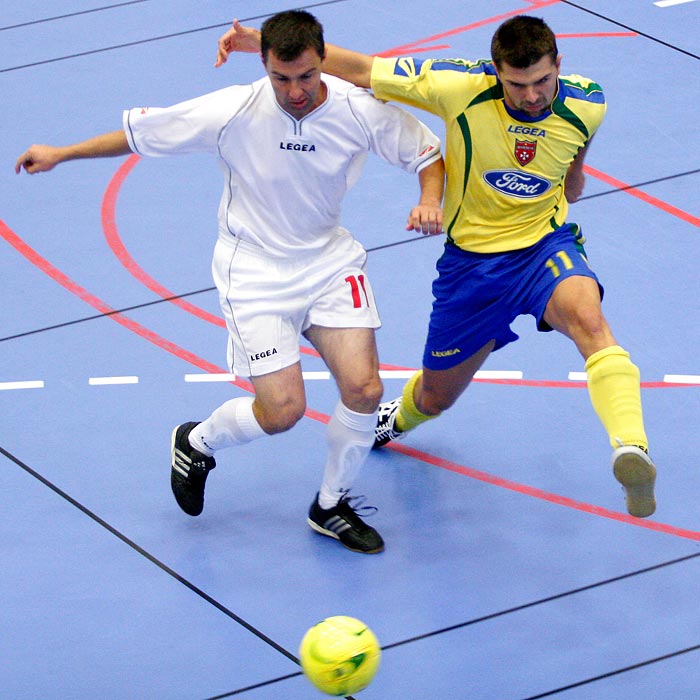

{"left": 612, "top": 444, "right": 656, "bottom": 517}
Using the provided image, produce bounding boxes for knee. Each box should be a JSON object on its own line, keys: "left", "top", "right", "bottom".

{"left": 415, "top": 378, "right": 458, "bottom": 415}
{"left": 342, "top": 375, "right": 383, "bottom": 413}
{"left": 254, "top": 396, "right": 306, "bottom": 434}
{"left": 416, "top": 388, "right": 454, "bottom": 415}
{"left": 574, "top": 306, "right": 609, "bottom": 336}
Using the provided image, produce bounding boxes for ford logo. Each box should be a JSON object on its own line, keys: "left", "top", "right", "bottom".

{"left": 483, "top": 170, "right": 552, "bottom": 199}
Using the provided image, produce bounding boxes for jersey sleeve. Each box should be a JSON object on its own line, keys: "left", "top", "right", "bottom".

{"left": 349, "top": 87, "right": 441, "bottom": 173}
{"left": 556, "top": 75, "right": 607, "bottom": 143}
{"left": 123, "top": 85, "right": 252, "bottom": 157}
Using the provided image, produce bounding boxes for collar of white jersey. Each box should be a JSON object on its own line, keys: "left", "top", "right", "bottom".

{"left": 267, "top": 74, "right": 334, "bottom": 125}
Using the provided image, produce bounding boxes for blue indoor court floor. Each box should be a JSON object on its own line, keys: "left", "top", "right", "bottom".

{"left": 2, "top": 1, "right": 699, "bottom": 698}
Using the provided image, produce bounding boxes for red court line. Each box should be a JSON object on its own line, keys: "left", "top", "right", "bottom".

{"left": 0, "top": 218, "right": 253, "bottom": 397}
{"left": 375, "top": 0, "right": 561, "bottom": 57}
{"left": 557, "top": 32, "right": 637, "bottom": 38}
{"left": 390, "top": 442, "right": 700, "bottom": 541}
{"left": 584, "top": 165, "right": 700, "bottom": 227}
{"left": 1, "top": 217, "right": 697, "bottom": 540}
{"left": 102, "top": 153, "right": 224, "bottom": 327}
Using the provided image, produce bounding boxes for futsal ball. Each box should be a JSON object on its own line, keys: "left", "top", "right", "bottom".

{"left": 299, "top": 616, "right": 381, "bottom": 696}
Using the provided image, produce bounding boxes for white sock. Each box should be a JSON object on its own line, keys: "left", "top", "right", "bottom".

{"left": 189, "top": 397, "right": 266, "bottom": 456}
{"left": 318, "top": 401, "right": 377, "bottom": 510}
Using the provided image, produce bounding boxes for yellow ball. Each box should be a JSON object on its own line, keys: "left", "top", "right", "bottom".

{"left": 299, "top": 616, "right": 381, "bottom": 696}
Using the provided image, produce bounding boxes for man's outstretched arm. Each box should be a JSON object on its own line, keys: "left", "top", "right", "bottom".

{"left": 215, "top": 19, "right": 375, "bottom": 88}
{"left": 15, "top": 130, "right": 131, "bottom": 174}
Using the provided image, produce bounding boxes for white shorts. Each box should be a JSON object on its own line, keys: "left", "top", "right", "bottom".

{"left": 212, "top": 231, "right": 381, "bottom": 377}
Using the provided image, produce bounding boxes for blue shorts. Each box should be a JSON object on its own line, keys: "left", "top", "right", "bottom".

{"left": 423, "top": 224, "right": 604, "bottom": 370}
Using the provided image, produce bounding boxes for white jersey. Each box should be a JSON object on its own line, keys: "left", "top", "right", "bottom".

{"left": 123, "top": 74, "right": 441, "bottom": 258}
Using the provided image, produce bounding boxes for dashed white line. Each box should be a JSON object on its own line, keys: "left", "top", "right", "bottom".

{"left": 0, "top": 380, "right": 44, "bottom": 391}
{"left": 664, "top": 374, "right": 700, "bottom": 384}
{"left": 654, "top": 0, "right": 697, "bottom": 7}
{"left": 302, "top": 371, "right": 331, "bottom": 379}
{"left": 88, "top": 376, "right": 139, "bottom": 386}
{"left": 475, "top": 370, "right": 523, "bottom": 380}
{"left": 3, "top": 372, "right": 700, "bottom": 389}
{"left": 185, "top": 373, "right": 237, "bottom": 383}
{"left": 379, "top": 370, "right": 415, "bottom": 379}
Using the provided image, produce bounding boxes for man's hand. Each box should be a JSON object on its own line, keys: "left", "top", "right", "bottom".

{"left": 15, "top": 145, "right": 63, "bottom": 174}
{"left": 215, "top": 19, "right": 262, "bottom": 67}
{"left": 406, "top": 204, "right": 443, "bottom": 235}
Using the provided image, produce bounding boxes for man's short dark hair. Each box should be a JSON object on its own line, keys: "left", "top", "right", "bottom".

{"left": 261, "top": 10, "right": 325, "bottom": 63}
{"left": 491, "top": 16, "right": 558, "bottom": 69}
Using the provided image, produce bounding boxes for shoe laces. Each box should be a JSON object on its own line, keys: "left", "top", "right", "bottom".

{"left": 338, "top": 490, "right": 378, "bottom": 518}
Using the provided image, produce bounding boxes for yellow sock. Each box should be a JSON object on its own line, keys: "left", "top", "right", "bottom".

{"left": 395, "top": 370, "right": 441, "bottom": 432}
{"left": 585, "top": 345, "right": 648, "bottom": 450}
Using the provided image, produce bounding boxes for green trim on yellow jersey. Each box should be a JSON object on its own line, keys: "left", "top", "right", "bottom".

{"left": 446, "top": 112, "right": 471, "bottom": 242}
{"left": 371, "top": 56, "right": 607, "bottom": 253}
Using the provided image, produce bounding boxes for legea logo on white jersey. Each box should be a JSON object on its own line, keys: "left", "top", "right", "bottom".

{"left": 482, "top": 170, "right": 552, "bottom": 199}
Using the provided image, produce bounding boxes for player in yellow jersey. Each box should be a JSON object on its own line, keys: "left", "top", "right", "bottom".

{"left": 215, "top": 15, "right": 656, "bottom": 518}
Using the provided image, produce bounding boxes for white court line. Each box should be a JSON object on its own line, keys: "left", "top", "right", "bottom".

{"left": 380, "top": 370, "right": 524, "bottom": 380}
{"left": 185, "top": 369, "right": 527, "bottom": 381}
{"left": 184, "top": 372, "right": 333, "bottom": 381}
{"left": 379, "top": 370, "right": 416, "bottom": 379}
{"left": 0, "top": 380, "right": 44, "bottom": 391}
{"left": 7, "top": 371, "right": 697, "bottom": 390}
{"left": 654, "top": 0, "right": 697, "bottom": 7}
{"left": 88, "top": 376, "right": 139, "bottom": 386}
{"left": 185, "top": 373, "right": 237, "bottom": 383}
{"left": 664, "top": 374, "right": 700, "bottom": 384}
{"left": 475, "top": 370, "right": 523, "bottom": 380}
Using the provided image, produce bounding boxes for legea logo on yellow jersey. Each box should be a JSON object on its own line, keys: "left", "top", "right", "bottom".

{"left": 431, "top": 348, "right": 461, "bottom": 357}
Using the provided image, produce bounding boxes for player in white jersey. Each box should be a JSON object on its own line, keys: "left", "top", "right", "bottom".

{"left": 15, "top": 10, "right": 445, "bottom": 553}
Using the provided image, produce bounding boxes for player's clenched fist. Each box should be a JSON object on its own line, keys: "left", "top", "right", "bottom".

{"left": 15, "top": 145, "right": 63, "bottom": 174}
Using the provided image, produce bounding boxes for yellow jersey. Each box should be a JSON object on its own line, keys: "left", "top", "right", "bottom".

{"left": 371, "top": 56, "right": 606, "bottom": 253}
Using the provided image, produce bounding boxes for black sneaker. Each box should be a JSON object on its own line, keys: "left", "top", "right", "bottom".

{"left": 170, "top": 422, "right": 216, "bottom": 516}
{"left": 307, "top": 493, "right": 384, "bottom": 554}
{"left": 373, "top": 398, "right": 404, "bottom": 448}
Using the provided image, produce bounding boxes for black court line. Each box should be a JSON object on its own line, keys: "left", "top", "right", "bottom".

{"left": 520, "top": 643, "right": 700, "bottom": 699}
{"left": 0, "top": 286, "right": 216, "bottom": 343}
{"left": 0, "top": 0, "right": 350, "bottom": 73}
{"left": 5, "top": 439, "right": 697, "bottom": 700}
{"left": 201, "top": 676, "right": 357, "bottom": 700}
{"left": 561, "top": 0, "right": 700, "bottom": 61}
{"left": 579, "top": 168, "right": 700, "bottom": 201}
{"left": 0, "top": 0, "right": 153, "bottom": 32}
{"left": 381, "top": 550, "right": 700, "bottom": 653}
{"left": 0, "top": 440, "right": 361, "bottom": 700}
{"left": 2, "top": 164, "right": 697, "bottom": 345}
{"left": 4, "top": 438, "right": 698, "bottom": 699}
{"left": 0, "top": 446, "right": 300, "bottom": 666}
{"left": 3, "top": 0, "right": 699, "bottom": 74}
